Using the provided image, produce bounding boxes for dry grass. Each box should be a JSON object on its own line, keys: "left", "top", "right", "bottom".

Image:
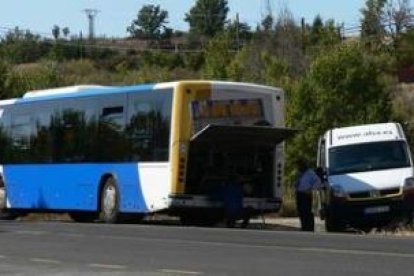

{"left": 279, "top": 197, "right": 298, "bottom": 217}
{"left": 18, "top": 213, "right": 71, "bottom": 222}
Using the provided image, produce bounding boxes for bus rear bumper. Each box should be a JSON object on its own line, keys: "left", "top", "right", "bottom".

{"left": 168, "top": 194, "right": 282, "bottom": 214}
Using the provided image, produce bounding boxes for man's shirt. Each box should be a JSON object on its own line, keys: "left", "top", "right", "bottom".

{"left": 295, "top": 169, "right": 322, "bottom": 193}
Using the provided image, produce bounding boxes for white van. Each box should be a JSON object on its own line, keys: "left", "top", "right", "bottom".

{"left": 317, "top": 123, "right": 414, "bottom": 231}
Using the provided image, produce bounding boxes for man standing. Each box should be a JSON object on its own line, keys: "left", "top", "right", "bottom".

{"left": 295, "top": 160, "right": 322, "bottom": 231}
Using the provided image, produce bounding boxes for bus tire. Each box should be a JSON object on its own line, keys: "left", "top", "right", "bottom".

{"left": 99, "top": 177, "right": 120, "bottom": 223}
{"left": 69, "top": 211, "right": 97, "bottom": 223}
{"left": 0, "top": 209, "right": 19, "bottom": 220}
{"left": 0, "top": 188, "right": 19, "bottom": 220}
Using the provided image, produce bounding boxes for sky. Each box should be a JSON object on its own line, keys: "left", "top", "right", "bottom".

{"left": 0, "top": 0, "right": 365, "bottom": 38}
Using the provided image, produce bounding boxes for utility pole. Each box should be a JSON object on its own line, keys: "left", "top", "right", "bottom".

{"left": 236, "top": 13, "right": 240, "bottom": 53}
{"left": 84, "top": 9, "right": 99, "bottom": 40}
{"left": 301, "top": 17, "right": 306, "bottom": 52}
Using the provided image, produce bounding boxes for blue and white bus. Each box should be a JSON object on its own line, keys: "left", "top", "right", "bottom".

{"left": 0, "top": 81, "right": 294, "bottom": 224}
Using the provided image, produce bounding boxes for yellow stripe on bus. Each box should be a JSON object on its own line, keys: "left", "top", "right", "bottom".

{"left": 170, "top": 81, "right": 211, "bottom": 194}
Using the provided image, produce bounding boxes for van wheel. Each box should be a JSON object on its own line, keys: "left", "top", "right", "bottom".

{"left": 99, "top": 177, "right": 120, "bottom": 223}
{"left": 325, "top": 212, "right": 345, "bottom": 232}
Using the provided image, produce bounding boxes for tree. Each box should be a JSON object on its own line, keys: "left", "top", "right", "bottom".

{"left": 360, "top": 0, "right": 387, "bottom": 49}
{"left": 309, "top": 15, "right": 324, "bottom": 45}
{"left": 383, "top": 0, "right": 414, "bottom": 43}
{"left": 228, "top": 45, "right": 290, "bottom": 87}
{"left": 261, "top": 14, "right": 274, "bottom": 32}
{"left": 62, "top": 27, "right": 70, "bottom": 39}
{"left": 0, "top": 27, "right": 49, "bottom": 64}
{"left": 225, "top": 19, "right": 252, "bottom": 49}
{"left": 52, "top": 25, "right": 60, "bottom": 40}
{"left": 203, "top": 33, "right": 233, "bottom": 79}
{"left": 0, "top": 61, "right": 10, "bottom": 99}
{"left": 306, "top": 16, "right": 341, "bottom": 51}
{"left": 273, "top": 6, "right": 306, "bottom": 77}
{"left": 185, "top": 0, "right": 229, "bottom": 38}
{"left": 287, "top": 43, "right": 394, "bottom": 169}
{"left": 127, "top": 4, "right": 169, "bottom": 39}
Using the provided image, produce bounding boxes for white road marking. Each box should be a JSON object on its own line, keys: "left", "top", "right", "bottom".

{"left": 88, "top": 263, "right": 126, "bottom": 270}
{"left": 30, "top": 258, "right": 61, "bottom": 264}
{"left": 88, "top": 233, "right": 414, "bottom": 259}
{"left": 297, "top": 246, "right": 414, "bottom": 258}
{"left": 15, "top": 230, "right": 48, "bottom": 235}
{"left": 59, "top": 233, "right": 85, "bottom": 238}
{"left": 160, "top": 269, "right": 203, "bottom": 275}
{"left": 0, "top": 255, "right": 6, "bottom": 259}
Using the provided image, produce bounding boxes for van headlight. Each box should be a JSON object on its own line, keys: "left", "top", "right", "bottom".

{"left": 331, "top": 185, "right": 347, "bottom": 198}
{"left": 404, "top": 177, "right": 414, "bottom": 191}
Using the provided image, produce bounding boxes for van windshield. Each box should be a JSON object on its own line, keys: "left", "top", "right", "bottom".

{"left": 328, "top": 141, "right": 411, "bottom": 175}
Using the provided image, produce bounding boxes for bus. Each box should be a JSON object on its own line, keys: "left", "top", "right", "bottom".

{"left": 0, "top": 81, "right": 294, "bottom": 224}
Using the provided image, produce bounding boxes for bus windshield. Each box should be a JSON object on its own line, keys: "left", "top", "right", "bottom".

{"left": 328, "top": 141, "right": 411, "bottom": 175}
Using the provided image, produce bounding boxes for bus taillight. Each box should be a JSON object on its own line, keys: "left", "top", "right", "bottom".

{"left": 178, "top": 157, "right": 186, "bottom": 183}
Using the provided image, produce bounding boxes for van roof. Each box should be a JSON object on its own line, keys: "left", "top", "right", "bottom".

{"left": 327, "top": 123, "right": 405, "bottom": 147}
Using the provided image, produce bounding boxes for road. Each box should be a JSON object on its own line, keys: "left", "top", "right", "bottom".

{"left": 1, "top": 220, "right": 414, "bottom": 275}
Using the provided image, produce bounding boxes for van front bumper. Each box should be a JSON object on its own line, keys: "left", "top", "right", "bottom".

{"left": 327, "top": 195, "right": 414, "bottom": 226}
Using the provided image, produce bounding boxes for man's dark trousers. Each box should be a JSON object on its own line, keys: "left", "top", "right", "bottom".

{"left": 296, "top": 191, "right": 314, "bottom": 231}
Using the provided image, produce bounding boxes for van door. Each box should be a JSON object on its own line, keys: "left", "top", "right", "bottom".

{"left": 317, "top": 136, "right": 328, "bottom": 218}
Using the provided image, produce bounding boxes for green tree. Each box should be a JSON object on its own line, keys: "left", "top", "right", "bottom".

{"left": 62, "top": 27, "right": 70, "bottom": 39}
{"left": 286, "top": 42, "right": 394, "bottom": 182}
{"left": 127, "top": 4, "right": 170, "bottom": 39}
{"left": 225, "top": 19, "right": 252, "bottom": 47}
{"left": 309, "top": 15, "right": 324, "bottom": 46}
{"left": 185, "top": 0, "right": 229, "bottom": 37}
{"left": 0, "top": 27, "right": 49, "bottom": 64}
{"left": 360, "top": 0, "right": 387, "bottom": 49}
{"left": 52, "top": 25, "right": 60, "bottom": 40}
{"left": 261, "top": 14, "right": 274, "bottom": 32}
{"left": 228, "top": 45, "right": 289, "bottom": 87}
{"left": 306, "top": 16, "right": 341, "bottom": 53}
{"left": 203, "top": 33, "right": 233, "bottom": 79}
{"left": 0, "top": 61, "right": 10, "bottom": 99}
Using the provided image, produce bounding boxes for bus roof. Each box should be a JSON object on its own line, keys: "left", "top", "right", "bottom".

{"left": 327, "top": 123, "right": 405, "bottom": 147}
{"left": 19, "top": 83, "right": 156, "bottom": 103}
{"left": 12, "top": 81, "right": 282, "bottom": 104}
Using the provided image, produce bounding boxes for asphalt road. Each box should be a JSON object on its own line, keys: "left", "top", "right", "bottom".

{"left": 1, "top": 220, "right": 414, "bottom": 275}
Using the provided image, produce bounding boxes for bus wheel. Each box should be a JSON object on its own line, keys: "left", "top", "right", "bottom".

{"left": 69, "top": 212, "right": 97, "bottom": 223}
{"left": 0, "top": 188, "right": 18, "bottom": 220}
{"left": 99, "top": 177, "right": 120, "bottom": 223}
{"left": 0, "top": 209, "right": 19, "bottom": 220}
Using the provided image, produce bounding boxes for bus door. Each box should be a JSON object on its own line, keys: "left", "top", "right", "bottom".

{"left": 188, "top": 124, "right": 297, "bottom": 198}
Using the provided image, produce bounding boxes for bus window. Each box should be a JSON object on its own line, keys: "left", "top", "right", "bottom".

{"left": 127, "top": 91, "right": 172, "bottom": 162}
{"left": 50, "top": 109, "right": 88, "bottom": 162}
{"left": 10, "top": 114, "right": 32, "bottom": 150}
{"left": 101, "top": 106, "right": 124, "bottom": 132}
{"left": 32, "top": 110, "right": 53, "bottom": 163}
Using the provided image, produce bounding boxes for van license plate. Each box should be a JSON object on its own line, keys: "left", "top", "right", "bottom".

{"left": 364, "top": 206, "right": 390, "bottom": 214}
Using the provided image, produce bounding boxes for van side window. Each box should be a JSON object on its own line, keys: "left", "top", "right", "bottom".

{"left": 318, "top": 138, "right": 326, "bottom": 168}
